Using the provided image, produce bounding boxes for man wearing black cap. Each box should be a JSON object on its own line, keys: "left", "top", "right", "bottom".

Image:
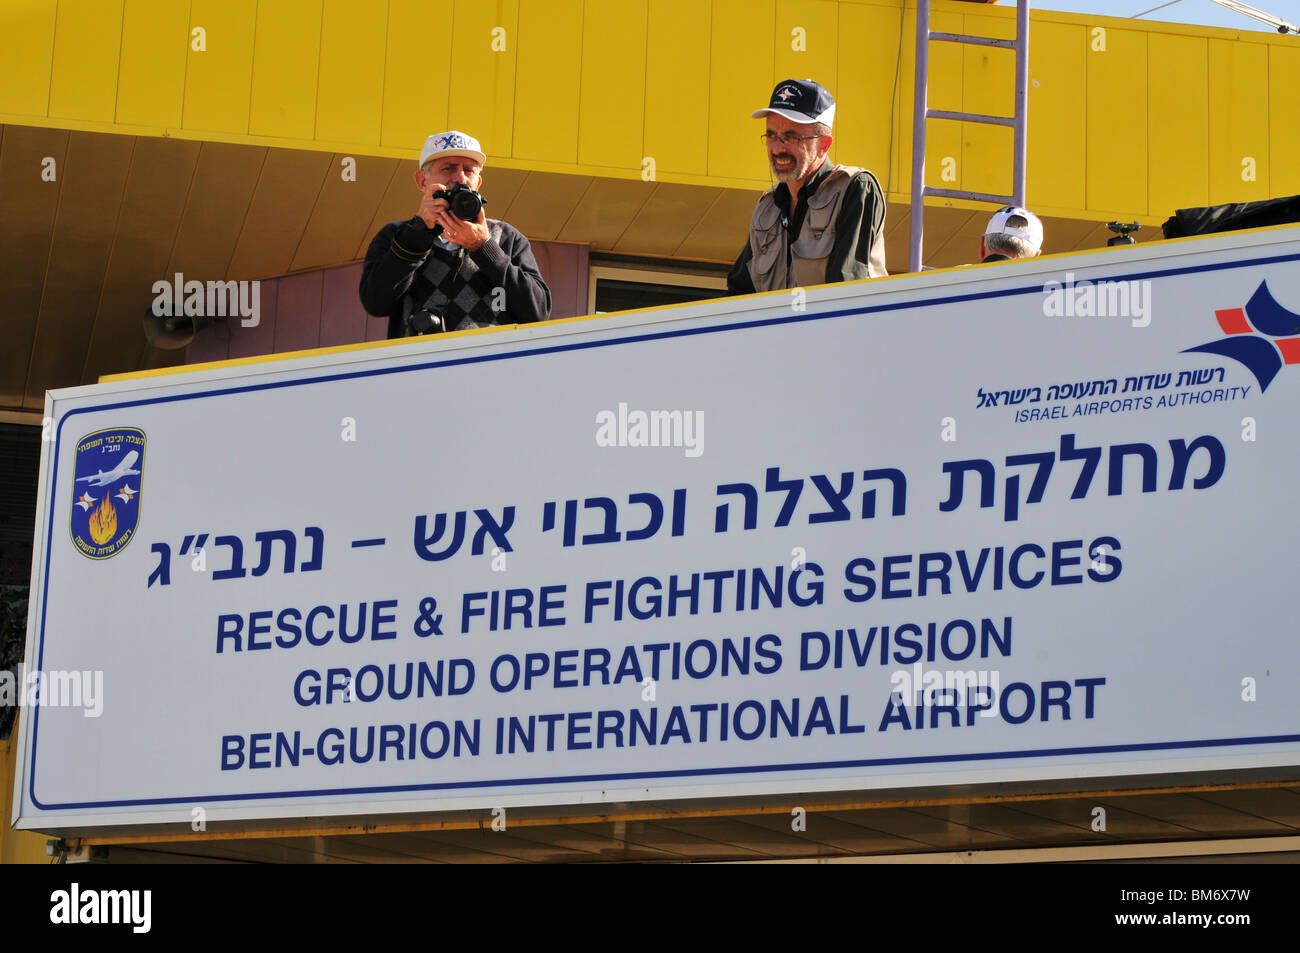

{"left": 727, "top": 79, "right": 887, "bottom": 295}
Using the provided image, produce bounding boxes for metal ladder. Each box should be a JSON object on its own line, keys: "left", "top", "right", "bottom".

{"left": 908, "top": 0, "right": 1031, "bottom": 272}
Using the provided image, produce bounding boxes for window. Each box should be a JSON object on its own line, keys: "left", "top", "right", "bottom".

{"left": 589, "top": 262, "right": 729, "bottom": 315}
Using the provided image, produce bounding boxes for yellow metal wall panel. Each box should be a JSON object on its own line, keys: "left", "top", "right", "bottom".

{"left": 833, "top": 2, "right": 901, "bottom": 195}
{"left": 1147, "top": 33, "right": 1208, "bottom": 219}
{"left": 1025, "top": 19, "right": 1084, "bottom": 211}
{"left": 116, "top": 0, "right": 190, "bottom": 128}
{"left": 248, "top": 0, "right": 323, "bottom": 141}
{"left": 708, "top": 0, "right": 775, "bottom": 182}
{"left": 0, "top": 0, "right": 57, "bottom": 117}
{"left": 316, "top": 0, "right": 387, "bottom": 146}
{"left": 1209, "top": 38, "right": 1269, "bottom": 205}
{"left": 923, "top": 11, "right": 965, "bottom": 196}
{"left": 774, "top": 0, "right": 838, "bottom": 90}
{"left": 47, "top": 0, "right": 124, "bottom": 122}
{"left": 448, "top": 0, "right": 518, "bottom": 157}
{"left": 960, "top": 11, "right": 1015, "bottom": 204}
{"left": 514, "top": 0, "right": 582, "bottom": 163}
{"left": 643, "top": 0, "right": 710, "bottom": 177}
{"left": 381, "top": 0, "right": 453, "bottom": 151}
{"left": 578, "top": 0, "right": 647, "bottom": 171}
{"left": 1269, "top": 44, "right": 1300, "bottom": 199}
{"left": 1086, "top": 26, "right": 1146, "bottom": 214}
{"left": 182, "top": 0, "right": 257, "bottom": 134}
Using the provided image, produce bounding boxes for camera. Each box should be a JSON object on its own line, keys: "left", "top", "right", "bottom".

{"left": 433, "top": 183, "right": 486, "bottom": 221}
{"left": 406, "top": 308, "right": 444, "bottom": 335}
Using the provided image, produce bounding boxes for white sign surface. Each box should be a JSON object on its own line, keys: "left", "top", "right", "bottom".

{"left": 15, "top": 226, "right": 1300, "bottom": 830}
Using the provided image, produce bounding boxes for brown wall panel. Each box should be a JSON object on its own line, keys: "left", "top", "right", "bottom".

{"left": 505, "top": 172, "right": 593, "bottom": 242}
{"left": 319, "top": 264, "right": 367, "bottom": 347}
{"left": 273, "top": 270, "right": 323, "bottom": 353}
{"left": 354, "top": 163, "right": 411, "bottom": 260}
{"left": 0, "top": 126, "right": 67, "bottom": 411}
{"left": 556, "top": 178, "right": 652, "bottom": 249}
{"left": 614, "top": 183, "right": 722, "bottom": 258}
{"left": 186, "top": 323, "right": 231, "bottom": 365}
{"left": 83, "top": 137, "right": 203, "bottom": 385}
{"left": 227, "top": 149, "right": 332, "bottom": 280}
{"left": 532, "top": 242, "right": 588, "bottom": 320}
{"left": 24, "top": 132, "right": 134, "bottom": 408}
{"left": 364, "top": 311, "right": 389, "bottom": 342}
{"left": 168, "top": 142, "right": 268, "bottom": 282}
{"left": 290, "top": 155, "right": 399, "bottom": 272}
{"left": 225, "top": 279, "right": 277, "bottom": 359}
{"left": 476, "top": 167, "right": 530, "bottom": 226}
{"left": 677, "top": 188, "right": 757, "bottom": 264}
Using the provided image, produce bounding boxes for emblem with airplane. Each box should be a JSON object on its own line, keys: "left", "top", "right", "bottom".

{"left": 69, "top": 429, "right": 146, "bottom": 560}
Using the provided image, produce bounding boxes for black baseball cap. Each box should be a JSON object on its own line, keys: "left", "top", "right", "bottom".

{"left": 752, "top": 79, "right": 836, "bottom": 128}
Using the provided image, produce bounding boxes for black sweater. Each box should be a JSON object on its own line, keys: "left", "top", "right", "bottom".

{"left": 359, "top": 217, "right": 552, "bottom": 339}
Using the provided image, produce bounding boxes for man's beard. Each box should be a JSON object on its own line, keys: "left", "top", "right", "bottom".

{"left": 771, "top": 152, "right": 811, "bottom": 183}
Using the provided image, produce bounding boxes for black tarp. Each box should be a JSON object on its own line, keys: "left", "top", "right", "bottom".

{"left": 1161, "top": 194, "right": 1300, "bottom": 238}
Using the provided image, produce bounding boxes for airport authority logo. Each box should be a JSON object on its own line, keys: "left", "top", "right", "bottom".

{"left": 70, "top": 428, "right": 145, "bottom": 560}
{"left": 1184, "top": 281, "right": 1300, "bottom": 392}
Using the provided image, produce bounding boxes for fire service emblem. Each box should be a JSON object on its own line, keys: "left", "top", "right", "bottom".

{"left": 69, "top": 427, "right": 146, "bottom": 560}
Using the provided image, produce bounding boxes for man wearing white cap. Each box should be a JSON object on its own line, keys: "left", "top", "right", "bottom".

{"left": 980, "top": 206, "right": 1044, "bottom": 263}
{"left": 360, "top": 131, "right": 550, "bottom": 338}
{"left": 727, "top": 79, "right": 887, "bottom": 295}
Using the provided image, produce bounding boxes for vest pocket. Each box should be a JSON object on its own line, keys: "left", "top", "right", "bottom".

{"left": 749, "top": 202, "right": 785, "bottom": 289}
{"left": 792, "top": 188, "right": 841, "bottom": 260}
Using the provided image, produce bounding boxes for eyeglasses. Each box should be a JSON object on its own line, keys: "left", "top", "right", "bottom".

{"left": 760, "top": 132, "right": 824, "bottom": 146}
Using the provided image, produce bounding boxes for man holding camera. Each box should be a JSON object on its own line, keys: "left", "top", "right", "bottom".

{"left": 727, "top": 79, "right": 887, "bottom": 295}
{"left": 360, "top": 131, "right": 551, "bottom": 338}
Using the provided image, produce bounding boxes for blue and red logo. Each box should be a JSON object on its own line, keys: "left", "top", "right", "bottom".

{"left": 1184, "top": 281, "right": 1300, "bottom": 392}
{"left": 70, "top": 427, "right": 145, "bottom": 560}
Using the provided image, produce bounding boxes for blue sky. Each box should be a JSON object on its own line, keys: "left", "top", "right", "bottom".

{"left": 996, "top": 0, "right": 1300, "bottom": 32}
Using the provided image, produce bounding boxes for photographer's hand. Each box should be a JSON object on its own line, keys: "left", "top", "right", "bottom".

{"left": 435, "top": 206, "right": 489, "bottom": 251}
{"left": 417, "top": 182, "right": 450, "bottom": 230}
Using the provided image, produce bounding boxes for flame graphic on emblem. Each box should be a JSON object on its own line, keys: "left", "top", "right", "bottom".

{"left": 88, "top": 494, "right": 117, "bottom": 544}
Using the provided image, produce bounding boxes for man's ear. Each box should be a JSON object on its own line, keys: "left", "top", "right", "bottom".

{"left": 413, "top": 166, "right": 428, "bottom": 191}
{"left": 819, "top": 134, "right": 834, "bottom": 161}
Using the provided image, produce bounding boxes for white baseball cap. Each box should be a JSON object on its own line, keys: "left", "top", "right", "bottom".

{"left": 984, "top": 206, "right": 1044, "bottom": 252}
{"left": 419, "top": 131, "right": 486, "bottom": 169}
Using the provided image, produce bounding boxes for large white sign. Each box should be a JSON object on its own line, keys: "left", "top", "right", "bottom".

{"left": 14, "top": 226, "right": 1300, "bottom": 831}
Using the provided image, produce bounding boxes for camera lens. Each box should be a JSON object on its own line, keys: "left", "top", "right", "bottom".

{"left": 449, "top": 187, "right": 483, "bottom": 221}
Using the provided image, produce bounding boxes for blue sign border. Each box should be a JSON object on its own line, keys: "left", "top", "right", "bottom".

{"left": 30, "top": 248, "right": 1300, "bottom": 811}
